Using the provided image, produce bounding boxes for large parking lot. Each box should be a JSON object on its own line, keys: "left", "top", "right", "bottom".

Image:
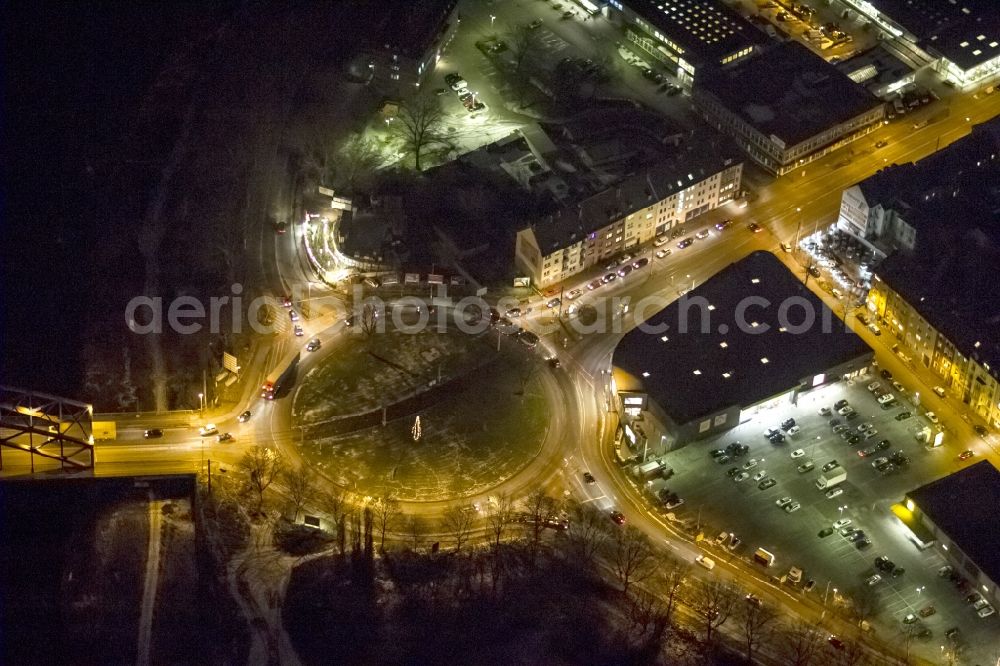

{"left": 655, "top": 368, "right": 998, "bottom": 657}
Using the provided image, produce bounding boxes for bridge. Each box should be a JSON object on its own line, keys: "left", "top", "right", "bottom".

{"left": 0, "top": 386, "right": 95, "bottom": 473}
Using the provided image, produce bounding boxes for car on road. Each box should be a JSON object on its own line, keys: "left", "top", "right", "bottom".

{"left": 238, "top": 410, "right": 252, "bottom": 423}
{"left": 587, "top": 279, "right": 602, "bottom": 290}
{"left": 748, "top": 222, "right": 763, "bottom": 233}
{"left": 780, "top": 243, "right": 792, "bottom": 253}
{"left": 933, "top": 386, "right": 947, "bottom": 398}
{"left": 715, "top": 455, "right": 731, "bottom": 464}
{"left": 974, "top": 424, "right": 989, "bottom": 437}
{"left": 199, "top": 424, "right": 218, "bottom": 436}
{"left": 602, "top": 273, "right": 617, "bottom": 284}
{"left": 546, "top": 297, "right": 561, "bottom": 308}
{"left": 655, "top": 248, "right": 671, "bottom": 259}
{"left": 727, "top": 467, "right": 741, "bottom": 478}
{"left": 822, "top": 460, "right": 839, "bottom": 472}
{"left": 758, "top": 478, "right": 777, "bottom": 490}
{"left": 745, "top": 593, "right": 763, "bottom": 607}
{"left": 305, "top": 338, "right": 321, "bottom": 352}
{"left": 217, "top": 432, "right": 233, "bottom": 442}
{"left": 919, "top": 605, "right": 936, "bottom": 617}
{"left": 828, "top": 635, "right": 845, "bottom": 650}
{"left": 695, "top": 229, "right": 710, "bottom": 240}
{"left": 143, "top": 428, "right": 163, "bottom": 439}
{"left": 715, "top": 219, "right": 732, "bottom": 231}
{"left": 790, "top": 449, "right": 805, "bottom": 458}
{"left": 616, "top": 265, "right": 633, "bottom": 278}
{"left": 565, "top": 289, "right": 582, "bottom": 300}
{"left": 583, "top": 472, "right": 595, "bottom": 484}
{"left": 677, "top": 238, "right": 694, "bottom": 249}
{"left": 797, "top": 462, "right": 814, "bottom": 473}
{"left": 289, "top": 309, "right": 299, "bottom": 322}
{"left": 958, "top": 450, "right": 975, "bottom": 461}
{"left": 632, "top": 257, "right": 649, "bottom": 270}
{"left": 710, "top": 449, "right": 726, "bottom": 458}
{"left": 787, "top": 425, "right": 801, "bottom": 436}
{"left": 610, "top": 510, "right": 626, "bottom": 525}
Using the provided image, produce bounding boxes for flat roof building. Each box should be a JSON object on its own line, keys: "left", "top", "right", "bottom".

{"left": 612, "top": 251, "right": 873, "bottom": 452}
{"left": 692, "top": 41, "right": 885, "bottom": 175}
{"left": 838, "top": 0, "right": 1000, "bottom": 89}
{"left": 900, "top": 461, "right": 1000, "bottom": 605}
{"left": 608, "top": 0, "right": 769, "bottom": 90}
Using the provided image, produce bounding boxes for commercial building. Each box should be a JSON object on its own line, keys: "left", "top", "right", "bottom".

{"left": 356, "top": 0, "right": 459, "bottom": 94}
{"left": 607, "top": 0, "right": 769, "bottom": 90}
{"left": 897, "top": 461, "right": 1000, "bottom": 606}
{"left": 838, "top": 0, "right": 1000, "bottom": 89}
{"left": 611, "top": 251, "right": 873, "bottom": 453}
{"left": 514, "top": 133, "right": 742, "bottom": 288}
{"left": 692, "top": 41, "right": 885, "bottom": 175}
{"left": 835, "top": 43, "right": 917, "bottom": 100}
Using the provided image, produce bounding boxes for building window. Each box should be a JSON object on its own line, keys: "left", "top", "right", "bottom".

{"left": 699, "top": 419, "right": 711, "bottom": 433}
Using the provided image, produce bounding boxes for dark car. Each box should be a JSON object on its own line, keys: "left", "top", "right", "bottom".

{"left": 781, "top": 418, "right": 796, "bottom": 431}
{"left": 218, "top": 432, "right": 234, "bottom": 443}
{"left": 845, "top": 411, "right": 861, "bottom": 421}
{"left": 769, "top": 432, "right": 786, "bottom": 444}
{"left": 895, "top": 411, "right": 912, "bottom": 421}
{"left": 834, "top": 399, "right": 849, "bottom": 410}
{"left": 610, "top": 510, "right": 626, "bottom": 525}
{"left": 818, "top": 527, "right": 834, "bottom": 538}
{"left": 727, "top": 467, "right": 740, "bottom": 477}
{"left": 143, "top": 428, "right": 163, "bottom": 439}
{"left": 875, "top": 439, "right": 891, "bottom": 451}
{"left": 855, "top": 537, "right": 872, "bottom": 550}
{"left": 716, "top": 455, "right": 731, "bottom": 464}
{"left": 822, "top": 460, "right": 840, "bottom": 472}
{"left": 880, "top": 369, "right": 893, "bottom": 380}
{"left": 583, "top": 472, "right": 596, "bottom": 484}
{"left": 975, "top": 425, "right": 989, "bottom": 437}
{"left": 238, "top": 410, "right": 252, "bottom": 423}
{"left": 828, "top": 635, "right": 845, "bottom": 649}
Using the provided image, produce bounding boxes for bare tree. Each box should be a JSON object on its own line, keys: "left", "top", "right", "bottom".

{"left": 692, "top": 579, "right": 740, "bottom": 646}
{"left": 390, "top": 93, "right": 446, "bottom": 172}
{"left": 282, "top": 464, "right": 315, "bottom": 522}
{"left": 834, "top": 636, "right": 869, "bottom": 666}
{"left": 656, "top": 560, "right": 686, "bottom": 628}
{"left": 441, "top": 505, "right": 474, "bottom": 552}
{"left": 486, "top": 494, "right": 514, "bottom": 551}
{"left": 320, "top": 488, "right": 351, "bottom": 554}
{"left": 405, "top": 514, "right": 427, "bottom": 551}
{"left": 524, "top": 490, "right": 557, "bottom": 566}
{"left": 238, "top": 445, "right": 285, "bottom": 515}
{"left": 778, "top": 619, "right": 826, "bottom": 666}
{"left": 360, "top": 302, "right": 379, "bottom": 338}
{"left": 612, "top": 525, "right": 654, "bottom": 595}
{"left": 337, "top": 133, "right": 382, "bottom": 191}
{"left": 503, "top": 23, "right": 544, "bottom": 106}
{"left": 628, "top": 587, "right": 669, "bottom": 641}
{"left": 848, "top": 584, "right": 881, "bottom": 626}
{"left": 563, "top": 502, "right": 609, "bottom": 564}
{"left": 371, "top": 495, "right": 401, "bottom": 552}
{"left": 740, "top": 599, "right": 780, "bottom": 664}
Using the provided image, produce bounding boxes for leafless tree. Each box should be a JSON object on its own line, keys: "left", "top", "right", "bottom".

{"left": 390, "top": 93, "right": 446, "bottom": 172}
{"left": 740, "top": 598, "right": 780, "bottom": 664}
{"left": 656, "top": 560, "right": 686, "bottom": 628}
{"left": 320, "top": 488, "right": 351, "bottom": 554}
{"left": 361, "top": 302, "right": 379, "bottom": 338}
{"left": 848, "top": 584, "right": 881, "bottom": 626}
{"left": 524, "top": 490, "right": 557, "bottom": 565}
{"left": 337, "top": 133, "right": 382, "bottom": 191}
{"left": 778, "top": 619, "right": 826, "bottom": 666}
{"left": 611, "top": 525, "right": 654, "bottom": 595}
{"left": 692, "top": 579, "right": 740, "bottom": 646}
{"left": 282, "top": 465, "right": 315, "bottom": 522}
{"left": 371, "top": 495, "right": 401, "bottom": 552}
{"left": 238, "top": 446, "right": 285, "bottom": 515}
{"left": 405, "top": 514, "right": 427, "bottom": 551}
{"left": 486, "top": 494, "right": 514, "bottom": 551}
{"left": 503, "top": 23, "right": 544, "bottom": 105}
{"left": 441, "top": 505, "right": 474, "bottom": 552}
{"left": 834, "top": 635, "right": 869, "bottom": 666}
{"left": 627, "top": 587, "right": 669, "bottom": 641}
{"left": 563, "top": 501, "right": 609, "bottom": 564}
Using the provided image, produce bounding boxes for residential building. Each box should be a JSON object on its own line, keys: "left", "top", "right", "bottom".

{"left": 611, "top": 251, "right": 873, "bottom": 454}
{"left": 607, "top": 0, "right": 769, "bottom": 90}
{"left": 838, "top": 0, "right": 1000, "bottom": 89}
{"left": 514, "top": 136, "right": 742, "bottom": 287}
{"left": 896, "top": 462, "right": 1000, "bottom": 606}
{"left": 358, "top": 0, "right": 459, "bottom": 94}
{"left": 692, "top": 41, "right": 885, "bottom": 175}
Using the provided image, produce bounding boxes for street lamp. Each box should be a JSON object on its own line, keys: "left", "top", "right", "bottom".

{"left": 838, "top": 504, "right": 848, "bottom": 517}
{"left": 198, "top": 392, "right": 205, "bottom": 417}
{"left": 916, "top": 585, "right": 926, "bottom": 595}
{"left": 490, "top": 14, "right": 496, "bottom": 26}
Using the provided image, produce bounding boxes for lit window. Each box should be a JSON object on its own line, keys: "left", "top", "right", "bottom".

{"left": 722, "top": 371, "right": 732, "bottom": 379}
{"left": 760, "top": 357, "right": 769, "bottom": 364}
{"left": 660, "top": 335, "right": 669, "bottom": 342}
{"left": 751, "top": 321, "right": 759, "bottom": 328}
{"left": 642, "top": 371, "right": 650, "bottom": 377}
{"left": 693, "top": 369, "right": 702, "bottom": 375}
{"left": 751, "top": 278, "right": 760, "bottom": 284}
{"left": 719, "top": 341, "right": 728, "bottom": 348}
{"left": 707, "top": 304, "right": 716, "bottom": 311}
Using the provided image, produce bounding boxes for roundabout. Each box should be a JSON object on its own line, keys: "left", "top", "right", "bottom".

{"left": 283, "top": 311, "right": 558, "bottom": 502}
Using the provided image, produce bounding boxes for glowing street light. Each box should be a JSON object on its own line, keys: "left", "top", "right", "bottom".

{"left": 490, "top": 14, "right": 496, "bottom": 26}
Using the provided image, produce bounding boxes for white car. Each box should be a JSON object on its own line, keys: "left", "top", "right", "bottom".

{"left": 866, "top": 574, "right": 882, "bottom": 586}
{"left": 742, "top": 458, "right": 758, "bottom": 470}
{"left": 733, "top": 472, "right": 749, "bottom": 482}
{"left": 788, "top": 425, "right": 801, "bottom": 436}
{"left": 825, "top": 487, "right": 844, "bottom": 499}
{"left": 783, "top": 502, "right": 801, "bottom": 513}
{"left": 566, "top": 289, "right": 582, "bottom": 300}
{"left": 199, "top": 423, "right": 218, "bottom": 436}
{"left": 979, "top": 604, "right": 996, "bottom": 618}
{"left": 790, "top": 449, "right": 805, "bottom": 458}
{"left": 753, "top": 470, "right": 767, "bottom": 482}
{"left": 878, "top": 393, "right": 895, "bottom": 404}
{"left": 449, "top": 78, "right": 468, "bottom": 91}
{"left": 653, "top": 235, "right": 668, "bottom": 247}
{"left": 695, "top": 229, "right": 710, "bottom": 240}
{"left": 933, "top": 386, "right": 946, "bottom": 398}
{"left": 926, "top": 411, "right": 939, "bottom": 424}
{"left": 867, "top": 381, "right": 881, "bottom": 392}
{"left": 818, "top": 406, "right": 832, "bottom": 416}
{"left": 776, "top": 496, "right": 793, "bottom": 508}
{"left": 832, "top": 518, "right": 852, "bottom": 530}
{"left": 655, "top": 248, "right": 671, "bottom": 259}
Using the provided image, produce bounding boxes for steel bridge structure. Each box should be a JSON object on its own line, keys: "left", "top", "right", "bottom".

{"left": 0, "top": 386, "right": 95, "bottom": 473}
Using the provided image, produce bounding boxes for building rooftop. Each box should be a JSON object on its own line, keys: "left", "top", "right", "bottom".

{"left": 625, "top": 0, "right": 768, "bottom": 66}
{"left": 613, "top": 251, "right": 872, "bottom": 424}
{"left": 695, "top": 41, "right": 883, "bottom": 147}
{"left": 871, "top": 0, "right": 1000, "bottom": 71}
{"left": 837, "top": 43, "right": 915, "bottom": 95}
{"left": 907, "top": 461, "right": 1000, "bottom": 585}
{"left": 368, "top": 0, "right": 458, "bottom": 60}
{"left": 528, "top": 132, "right": 742, "bottom": 255}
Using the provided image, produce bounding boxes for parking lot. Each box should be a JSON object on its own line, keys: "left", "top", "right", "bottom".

{"left": 654, "top": 368, "right": 999, "bottom": 654}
